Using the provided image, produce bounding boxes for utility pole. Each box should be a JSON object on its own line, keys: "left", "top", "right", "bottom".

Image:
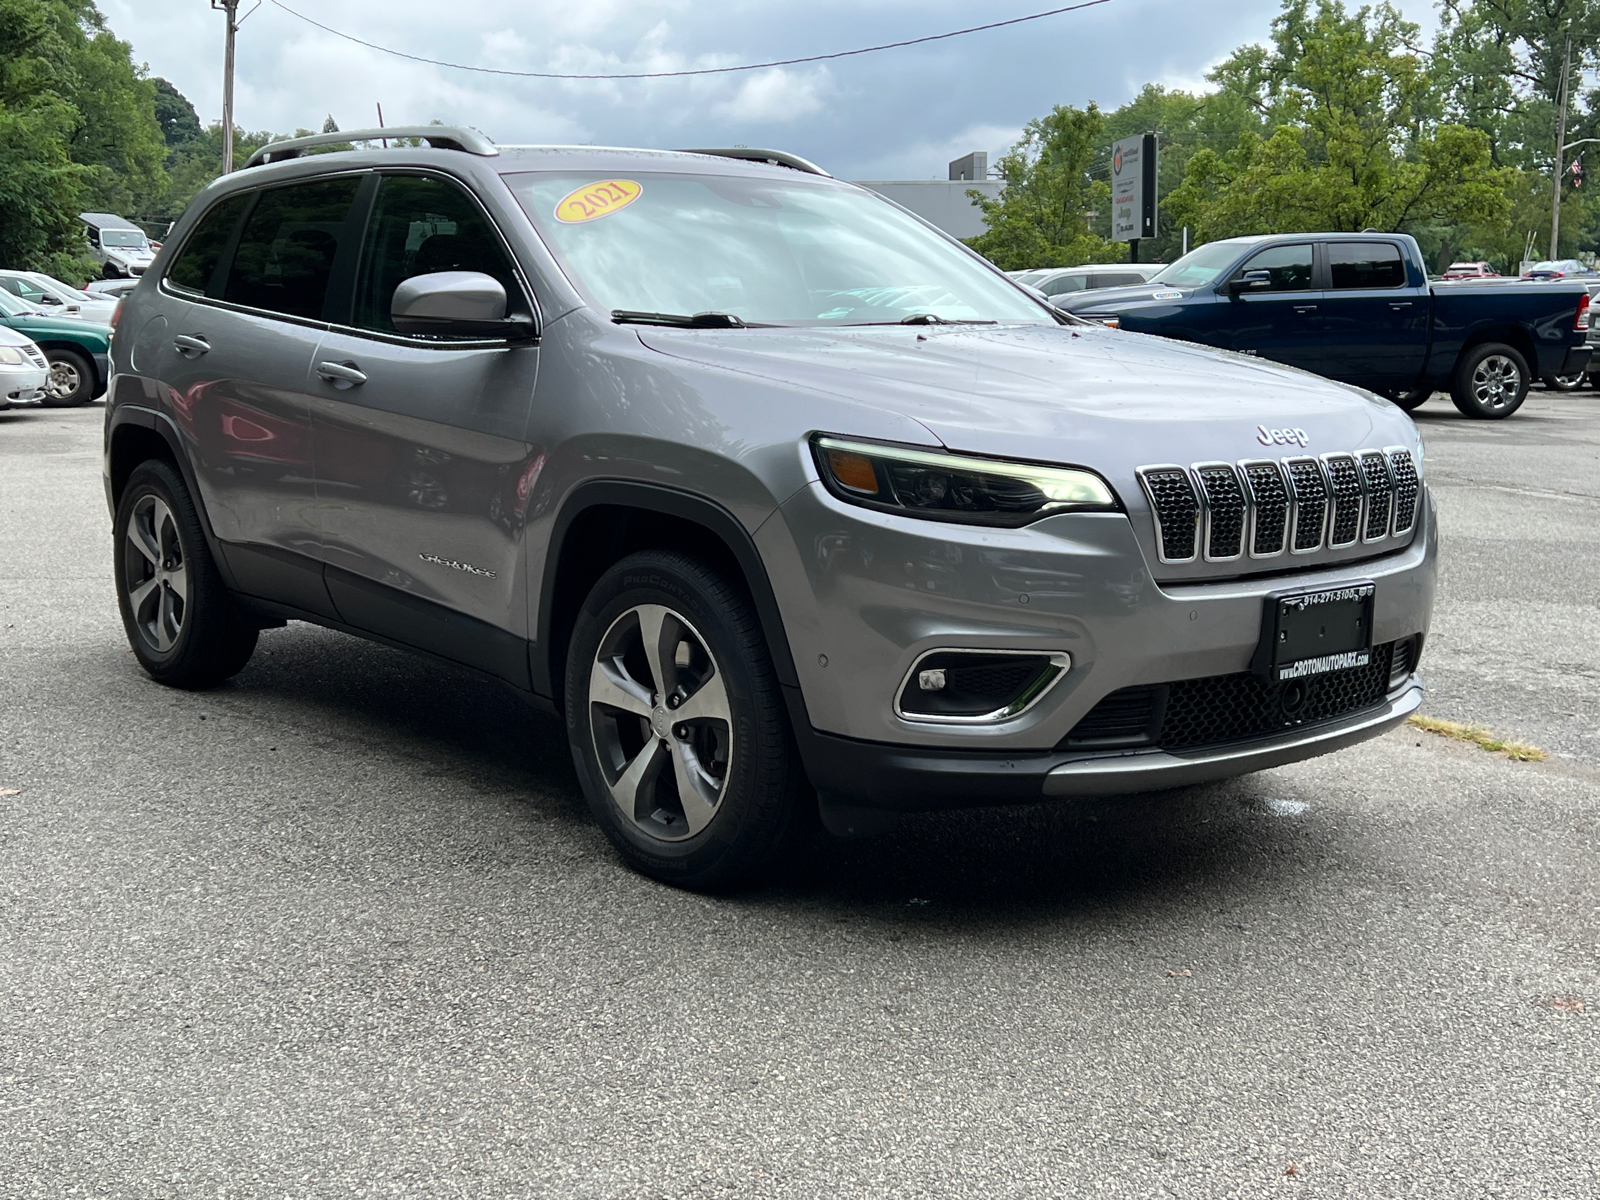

{"left": 213, "top": 0, "right": 241, "bottom": 173}
{"left": 1550, "top": 36, "right": 1572, "bottom": 261}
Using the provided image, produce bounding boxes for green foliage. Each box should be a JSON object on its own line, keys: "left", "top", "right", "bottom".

{"left": 153, "top": 77, "right": 201, "bottom": 147}
{"left": 964, "top": 104, "right": 1126, "bottom": 270}
{"left": 0, "top": 0, "right": 165, "bottom": 275}
{"left": 1164, "top": 0, "right": 1512, "bottom": 242}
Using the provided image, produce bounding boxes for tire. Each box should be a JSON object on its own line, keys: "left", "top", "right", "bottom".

{"left": 41, "top": 348, "right": 95, "bottom": 407}
{"left": 1542, "top": 371, "right": 1586, "bottom": 391}
{"left": 564, "top": 549, "right": 809, "bottom": 890}
{"left": 102, "top": 263, "right": 120, "bottom": 280}
{"left": 1450, "top": 342, "right": 1529, "bottom": 419}
{"left": 113, "top": 459, "right": 258, "bottom": 688}
{"left": 1384, "top": 387, "right": 1432, "bottom": 411}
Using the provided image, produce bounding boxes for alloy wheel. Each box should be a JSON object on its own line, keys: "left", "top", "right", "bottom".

{"left": 123, "top": 495, "right": 188, "bottom": 652}
{"left": 46, "top": 359, "right": 81, "bottom": 401}
{"left": 1471, "top": 354, "right": 1521, "bottom": 412}
{"left": 588, "top": 603, "right": 732, "bottom": 841}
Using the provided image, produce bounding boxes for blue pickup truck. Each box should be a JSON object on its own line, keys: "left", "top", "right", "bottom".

{"left": 1056, "top": 232, "right": 1592, "bottom": 419}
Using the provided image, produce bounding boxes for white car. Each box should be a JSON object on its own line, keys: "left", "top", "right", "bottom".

{"left": 79, "top": 212, "right": 157, "bottom": 278}
{"left": 85, "top": 277, "right": 140, "bottom": 300}
{"left": 0, "top": 271, "right": 119, "bottom": 324}
{"left": 0, "top": 326, "right": 50, "bottom": 409}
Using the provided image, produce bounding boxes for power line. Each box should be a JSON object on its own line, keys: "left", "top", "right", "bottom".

{"left": 267, "top": 0, "right": 1113, "bottom": 81}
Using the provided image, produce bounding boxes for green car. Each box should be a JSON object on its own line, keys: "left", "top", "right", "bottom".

{"left": 0, "top": 287, "right": 112, "bottom": 406}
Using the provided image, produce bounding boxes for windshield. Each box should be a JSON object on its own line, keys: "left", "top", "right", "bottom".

{"left": 1149, "top": 241, "right": 1250, "bottom": 288}
{"left": 0, "top": 277, "right": 47, "bottom": 304}
{"left": 505, "top": 171, "right": 1047, "bottom": 326}
{"left": 100, "top": 229, "right": 148, "bottom": 249}
{"left": 0, "top": 289, "right": 41, "bottom": 317}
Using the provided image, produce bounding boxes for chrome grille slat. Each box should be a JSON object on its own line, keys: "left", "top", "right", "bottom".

{"left": 1284, "top": 457, "right": 1329, "bottom": 552}
{"left": 1240, "top": 460, "right": 1288, "bottom": 558}
{"left": 1194, "top": 463, "right": 1246, "bottom": 561}
{"left": 1137, "top": 466, "right": 1200, "bottom": 563}
{"left": 1138, "top": 447, "right": 1422, "bottom": 567}
{"left": 1358, "top": 451, "right": 1393, "bottom": 542}
{"left": 1322, "top": 453, "right": 1363, "bottom": 548}
{"left": 1387, "top": 448, "right": 1419, "bottom": 534}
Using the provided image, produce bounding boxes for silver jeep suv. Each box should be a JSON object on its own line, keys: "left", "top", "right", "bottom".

{"left": 104, "top": 127, "right": 1436, "bottom": 888}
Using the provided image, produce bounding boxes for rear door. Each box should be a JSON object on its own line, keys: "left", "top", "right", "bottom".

{"left": 1221, "top": 243, "right": 1323, "bottom": 371}
{"left": 1317, "top": 240, "right": 1428, "bottom": 387}
{"left": 145, "top": 176, "right": 368, "bottom": 617}
{"left": 309, "top": 171, "right": 542, "bottom": 684}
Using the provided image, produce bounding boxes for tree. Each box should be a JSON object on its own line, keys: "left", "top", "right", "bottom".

{"left": 153, "top": 78, "right": 201, "bottom": 147}
{"left": 965, "top": 104, "right": 1126, "bottom": 269}
{"left": 1165, "top": 0, "right": 1513, "bottom": 241}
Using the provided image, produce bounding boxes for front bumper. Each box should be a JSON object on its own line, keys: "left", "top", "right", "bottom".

{"left": 796, "top": 679, "right": 1422, "bottom": 810}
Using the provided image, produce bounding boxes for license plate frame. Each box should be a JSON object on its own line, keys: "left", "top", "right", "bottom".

{"left": 1252, "top": 581, "right": 1376, "bottom": 682}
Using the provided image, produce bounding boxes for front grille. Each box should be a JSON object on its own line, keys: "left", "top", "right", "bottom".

{"left": 1138, "top": 467, "right": 1199, "bottom": 562}
{"left": 1323, "top": 454, "right": 1363, "bottom": 547}
{"left": 1359, "top": 451, "right": 1393, "bottom": 542}
{"left": 1389, "top": 449, "right": 1419, "bottom": 534}
{"left": 1138, "top": 448, "right": 1422, "bottom": 565}
{"left": 1062, "top": 642, "right": 1397, "bottom": 752}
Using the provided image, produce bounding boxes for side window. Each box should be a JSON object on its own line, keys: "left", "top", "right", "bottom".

{"left": 1237, "top": 244, "right": 1313, "bottom": 291}
{"left": 353, "top": 174, "right": 522, "bottom": 336}
{"left": 221, "top": 177, "right": 363, "bottom": 320}
{"left": 165, "top": 194, "right": 250, "bottom": 298}
{"left": 1044, "top": 275, "right": 1087, "bottom": 295}
{"left": 1329, "top": 242, "right": 1406, "bottom": 289}
{"left": 1089, "top": 272, "right": 1145, "bottom": 288}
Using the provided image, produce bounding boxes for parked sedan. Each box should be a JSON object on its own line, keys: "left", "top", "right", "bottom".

{"left": 0, "top": 289, "right": 112, "bottom": 406}
{"left": 0, "top": 326, "right": 50, "bottom": 409}
{"left": 1522, "top": 259, "right": 1597, "bottom": 280}
{"left": 0, "top": 270, "right": 120, "bottom": 323}
{"left": 1011, "top": 263, "right": 1166, "bottom": 300}
{"left": 85, "top": 277, "right": 141, "bottom": 300}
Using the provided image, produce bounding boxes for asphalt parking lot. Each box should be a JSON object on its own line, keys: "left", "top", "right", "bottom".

{"left": 2, "top": 393, "right": 1597, "bottom": 1198}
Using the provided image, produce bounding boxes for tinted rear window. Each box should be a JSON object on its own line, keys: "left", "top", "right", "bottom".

{"left": 1330, "top": 242, "right": 1406, "bottom": 289}
{"left": 166, "top": 194, "right": 250, "bottom": 298}
{"left": 222, "top": 177, "right": 362, "bottom": 320}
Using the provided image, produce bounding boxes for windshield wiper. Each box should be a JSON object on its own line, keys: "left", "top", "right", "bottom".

{"left": 612, "top": 309, "right": 747, "bottom": 329}
{"left": 844, "top": 313, "right": 1000, "bottom": 326}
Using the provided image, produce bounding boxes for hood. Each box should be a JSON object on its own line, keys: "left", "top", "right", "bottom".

{"left": 2, "top": 313, "right": 112, "bottom": 348}
{"left": 634, "top": 322, "right": 1413, "bottom": 481}
{"left": 1057, "top": 282, "right": 1183, "bottom": 313}
{"left": 106, "top": 247, "right": 155, "bottom": 266}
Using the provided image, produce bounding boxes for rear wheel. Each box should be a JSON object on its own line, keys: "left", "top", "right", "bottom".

{"left": 114, "top": 460, "right": 258, "bottom": 688}
{"left": 1383, "top": 386, "right": 1432, "bottom": 411}
{"left": 1450, "top": 342, "right": 1529, "bottom": 419}
{"left": 564, "top": 550, "right": 809, "bottom": 890}
{"left": 1542, "top": 371, "right": 1586, "bottom": 391}
{"left": 41, "top": 348, "right": 95, "bottom": 407}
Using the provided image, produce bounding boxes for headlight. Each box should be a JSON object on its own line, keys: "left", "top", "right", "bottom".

{"left": 812, "top": 435, "right": 1118, "bottom": 527}
{"left": 0, "top": 346, "right": 25, "bottom": 366}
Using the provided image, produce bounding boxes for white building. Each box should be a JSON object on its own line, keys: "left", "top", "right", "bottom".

{"left": 852, "top": 152, "right": 1001, "bottom": 240}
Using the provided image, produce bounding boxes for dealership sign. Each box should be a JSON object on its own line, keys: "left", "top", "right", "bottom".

{"left": 1111, "top": 133, "right": 1158, "bottom": 243}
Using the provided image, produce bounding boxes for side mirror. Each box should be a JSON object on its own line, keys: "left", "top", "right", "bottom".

{"left": 40, "top": 295, "right": 61, "bottom": 305}
{"left": 391, "top": 271, "right": 535, "bottom": 338}
{"left": 1229, "top": 269, "right": 1272, "bottom": 295}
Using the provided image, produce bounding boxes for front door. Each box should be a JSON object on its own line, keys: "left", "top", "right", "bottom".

{"left": 1317, "top": 241, "right": 1429, "bottom": 388}
{"left": 1222, "top": 243, "right": 1324, "bottom": 373}
{"left": 309, "top": 172, "right": 542, "bottom": 685}
{"left": 144, "top": 177, "right": 368, "bottom": 617}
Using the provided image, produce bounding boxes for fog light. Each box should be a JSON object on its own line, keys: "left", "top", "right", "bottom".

{"left": 917, "top": 668, "right": 947, "bottom": 691}
{"left": 897, "top": 649, "right": 1072, "bottom": 724}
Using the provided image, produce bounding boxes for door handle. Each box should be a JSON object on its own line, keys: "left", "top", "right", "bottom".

{"left": 1389, "top": 301, "right": 1413, "bottom": 309}
{"left": 1293, "top": 304, "right": 1318, "bottom": 314}
{"left": 316, "top": 361, "right": 368, "bottom": 388}
{"left": 173, "top": 334, "right": 210, "bottom": 357}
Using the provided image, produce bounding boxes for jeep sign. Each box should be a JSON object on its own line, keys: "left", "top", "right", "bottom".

{"left": 1111, "top": 133, "right": 1158, "bottom": 244}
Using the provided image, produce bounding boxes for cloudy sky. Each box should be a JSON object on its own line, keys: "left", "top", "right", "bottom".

{"left": 101, "top": 0, "right": 1439, "bottom": 180}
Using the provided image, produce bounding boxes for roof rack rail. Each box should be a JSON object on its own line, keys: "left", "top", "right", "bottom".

{"left": 243, "top": 126, "right": 499, "bottom": 169}
{"left": 677, "top": 148, "right": 831, "bottom": 177}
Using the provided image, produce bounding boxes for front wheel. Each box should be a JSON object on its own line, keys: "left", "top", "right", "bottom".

{"left": 1451, "top": 342, "right": 1529, "bottom": 419}
{"left": 42, "top": 348, "right": 95, "bottom": 407}
{"left": 114, "top": 459, "right": 258, "bottom": 688}
{"left": 564, "top": 550, "right": 809, "bottom": 890}
{"left": 1382, "top": 386, "right": 1432, "bottom": 412}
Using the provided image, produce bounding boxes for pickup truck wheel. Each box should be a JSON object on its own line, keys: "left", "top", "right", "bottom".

{"left": 1542, "top": 371, "right": 1586, "bottom": 391}
{"left": 41, "top": 348, "right": 94, "bottom": 407}
{"left": 114, "top": 460, "right": 259, "bottom": 688}
{"left": 1451, "top": 343, "right": 1529, "bottom": 419}
{"left": 1384, "top": 387, "right": 1432, "bottom": 411}
{"left": 565, "top": 549, "right": 810, "bottom": 891}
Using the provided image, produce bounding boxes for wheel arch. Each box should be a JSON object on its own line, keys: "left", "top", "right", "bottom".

{"left": 535, "top": 481, "right": 801, "bottom": 710}
{"left": 32, "top": 340, "right": 105, "bottom": 393}
{"left": 1456, "top": 324, "right": 1539, "bottom": 376}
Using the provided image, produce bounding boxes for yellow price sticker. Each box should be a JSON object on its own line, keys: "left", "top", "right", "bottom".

{"left": 554, "top": 179, "right": 643, "bottom": 224}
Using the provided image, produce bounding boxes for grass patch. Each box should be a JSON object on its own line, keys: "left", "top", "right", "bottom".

{"left": 1408, "top": 714, "right": 1546, "bottom": 761}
